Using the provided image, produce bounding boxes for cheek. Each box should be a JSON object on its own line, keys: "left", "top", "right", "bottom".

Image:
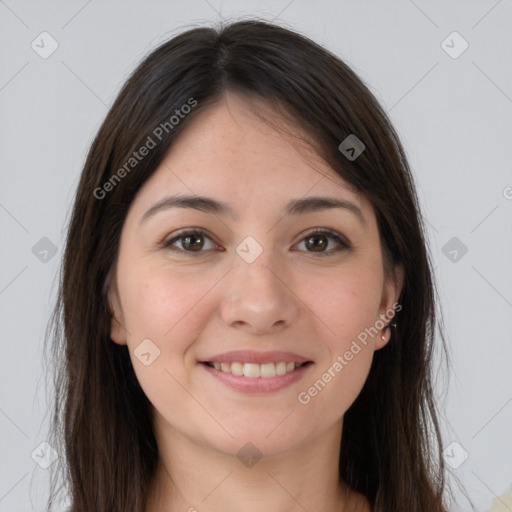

{"left": 117, "top": 262, "right": 248, "bottom": 439}
{"left": 305, "top": 263, "right": 383, "bottom": 344}
{"left": 118, "top": 261, "right": 214, "bottom": 355}
{"left": 295, "top": 267, "right": 381, "bottom": 417}
{"left": 117, "top": 264, "right": 216, "bottom": 422}
{"left": 297, "top": 323, "right": 376, "bottom": 429}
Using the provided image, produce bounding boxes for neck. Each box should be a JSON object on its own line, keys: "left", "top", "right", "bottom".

{"left": 145, "top": 417, "right": 355, "bottom": 512}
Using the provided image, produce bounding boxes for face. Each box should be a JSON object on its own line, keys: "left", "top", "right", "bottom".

{"left": 109, "top": 92, "right": 403, "bottom": 458}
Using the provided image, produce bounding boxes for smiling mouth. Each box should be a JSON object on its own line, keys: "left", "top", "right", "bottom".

{"left": 201, "top": 361, "right": 312, "bottom": 378}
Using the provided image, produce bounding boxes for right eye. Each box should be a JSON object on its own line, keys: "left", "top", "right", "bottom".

{"left": 162, "top": 229, "right": 220, "bottom": 253}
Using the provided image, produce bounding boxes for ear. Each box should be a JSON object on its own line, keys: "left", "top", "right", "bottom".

{"left": 375, "top": 263, "right": 404, "bottom": 350}
{"left": 108, "top": 286, "right": 128, "bottom": 346}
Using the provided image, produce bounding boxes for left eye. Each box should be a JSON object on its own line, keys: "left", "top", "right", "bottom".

{"left": 162, "top": 228, "right": 350, "bottom": 255}
{"left": 295, "top": 229, "right": 350, "bottom": 255}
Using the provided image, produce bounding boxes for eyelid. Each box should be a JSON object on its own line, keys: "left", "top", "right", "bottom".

{"left": 160, "top": 227, "right": 222, "bottom": 251}
{"left": 161, "top": 227, "right": 351, "bottom": 255}
{"left": 294, "top": 227, "right": 351, "bottom": 256}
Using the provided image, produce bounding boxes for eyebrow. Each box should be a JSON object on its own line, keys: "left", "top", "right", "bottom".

{"left": 139, "top": 194, "right": 365, "bottom": 225}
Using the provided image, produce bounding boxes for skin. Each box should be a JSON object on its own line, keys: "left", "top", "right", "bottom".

{"left": 109, "top": 92, "right": 403, "bottom": 512}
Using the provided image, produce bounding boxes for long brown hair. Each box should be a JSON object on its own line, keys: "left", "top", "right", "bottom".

{"left": 45, "top": 19, "right": 454, "bottom": 511}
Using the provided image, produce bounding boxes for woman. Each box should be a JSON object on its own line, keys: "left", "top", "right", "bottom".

{"left": 46, "top": 19, "right": 453, "bottom": 511}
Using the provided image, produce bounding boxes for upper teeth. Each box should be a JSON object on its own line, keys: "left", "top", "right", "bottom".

{"left": 211, "top": 361, "right": 302, "bottom": 378}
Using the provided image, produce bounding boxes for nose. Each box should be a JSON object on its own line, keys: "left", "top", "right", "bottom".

{"left": 219, "top": 250, "right": 300, "bottom": 335}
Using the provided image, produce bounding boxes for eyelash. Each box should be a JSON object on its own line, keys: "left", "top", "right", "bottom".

{"left": 161, "top": 227, "right": 351, "bottom": 257}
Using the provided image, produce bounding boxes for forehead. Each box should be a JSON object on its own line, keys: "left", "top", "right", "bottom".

{"left": 131, "top": 93, "right": 371, "bottom": 220}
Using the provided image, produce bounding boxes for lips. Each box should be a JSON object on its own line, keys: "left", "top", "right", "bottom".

{"left": 198, "top": 350, "right": 314, "bottom": 392}
{"left": 200, "top": 360, "right": 313, "bottom": 394}
{"left": 199, "top": 350, "right": 312, "bottom": 365}
{"left": 203, "top": 361, "right": 310, "bottom": 378}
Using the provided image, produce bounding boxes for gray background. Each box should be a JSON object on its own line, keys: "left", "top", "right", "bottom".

{"left": 1, "top": 1, "right": 511, "bottom": 511}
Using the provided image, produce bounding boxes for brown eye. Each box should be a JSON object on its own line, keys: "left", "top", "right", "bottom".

{"left": 163, "top": 229, "right": 217, "bottom": 253}
{"left": 304, "top": 234, "right": 328, "bottom": 252}
{"left": 295, "top": 228, "right": 350, "bottom": 256}
{"left": 163, "top": 228, "right": 349, "bottom": 256}
{"left": 181, "top": 233, "right": 204, "bottom": 251}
